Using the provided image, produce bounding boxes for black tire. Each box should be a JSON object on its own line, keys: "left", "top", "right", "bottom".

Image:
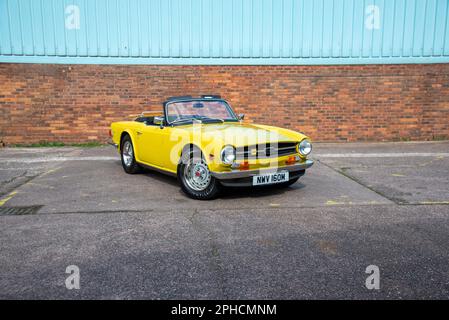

{"left": 120, "top": 135, "right": 141, "bottom": 174}
{"left": 277, "top": 176, "right": 300, "bottom": 188}
{"left": 177, "top": 148, "right": 220, "bottom": 200}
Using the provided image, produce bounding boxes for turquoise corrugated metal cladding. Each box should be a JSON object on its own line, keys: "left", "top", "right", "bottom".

{"left": 0, "top": 0, "right": 448, "bottom": 64}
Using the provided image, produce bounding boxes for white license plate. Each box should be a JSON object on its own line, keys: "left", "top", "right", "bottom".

{"left": 252, "top": 171, "right": 289, "bottom": 186}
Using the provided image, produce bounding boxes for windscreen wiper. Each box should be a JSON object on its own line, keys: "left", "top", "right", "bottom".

{"left": 170, "top": 118, "right": 194, "bottom": 125}
{"left": 197, "top": 116, "right": 224, "bottom": 123}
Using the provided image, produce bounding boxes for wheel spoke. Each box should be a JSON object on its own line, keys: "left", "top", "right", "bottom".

{"left": 183, "top": 157, "right": 211, "bottom": 191}
{"left": 122, "top": 141, "right": 133, "bottom": 167}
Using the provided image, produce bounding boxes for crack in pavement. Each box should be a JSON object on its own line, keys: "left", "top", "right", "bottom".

{"left": 1, "top": 201, "right": 448, "bottom": 217}
{"left": 0, "top": 166, "right": 61, "bottom": 199}
{"left": 317, "top": 159, "right": 401, "bottom": 205}
{"left": 184, "top": 208, "right": 228, "bottom": 299}
{"left": 0, "top": 173, "right": 38, "bottom": 198}
{"left": 1, "top": 170, "right": 28, "bottom": 185}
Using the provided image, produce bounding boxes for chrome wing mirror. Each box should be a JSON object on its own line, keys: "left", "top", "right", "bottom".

{"left": 238, "top": 114, "right": 245, "bottom": 122}
{"left": 153, "top": 116, "right": 164, "bottom": 129}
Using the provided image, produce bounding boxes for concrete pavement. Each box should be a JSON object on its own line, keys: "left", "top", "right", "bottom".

{"left": 1, "top": 141, "right": 449, "bottom": 299}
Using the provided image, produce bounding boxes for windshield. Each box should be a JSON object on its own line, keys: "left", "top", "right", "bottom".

{"left": 166, "top": 100, "right": 238, "bottom": 125}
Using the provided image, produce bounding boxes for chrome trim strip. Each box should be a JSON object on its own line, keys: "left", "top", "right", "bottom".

{"left": 236, "top": 151, "right": 297, "bottom": 157}
{"left": 220, "top": 170, "right": 306, "bottom": 187}
{"left": 236, "top": 149, "right": 296, "bottom": 155}
{"left": 136, "top": 162, "right": 177, "bottom": 177}
{"left": 211, "top": 160, "right": 314, "bottom": 180}
{"left": 235, "top": 143, "right": 298, "bottom": 159}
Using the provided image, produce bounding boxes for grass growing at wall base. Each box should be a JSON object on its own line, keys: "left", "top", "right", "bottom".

{"left": 432, "top": 135, "right": 449, "bottom": 141}
{"left": 7, "top": 141, "right": 105, "bottom": 148}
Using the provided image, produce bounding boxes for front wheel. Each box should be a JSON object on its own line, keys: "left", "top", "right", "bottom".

{"left": 120, "top": 135, "right": 141, "bottom": 174}
{"left": 178, "top": 150, "right": 220, "bottom": 200}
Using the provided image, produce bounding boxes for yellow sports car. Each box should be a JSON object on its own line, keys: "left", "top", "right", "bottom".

{"left": 110, "top": 95, "right": 313, "bottom": 199}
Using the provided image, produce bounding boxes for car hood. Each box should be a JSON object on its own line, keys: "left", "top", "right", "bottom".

{"left": 178, "top": 122, "right": 306, "bottom": 147}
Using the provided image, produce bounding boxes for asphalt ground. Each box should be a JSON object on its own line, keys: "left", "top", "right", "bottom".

{"left": 0, "top": 141, "right": 449, "bottom": 299}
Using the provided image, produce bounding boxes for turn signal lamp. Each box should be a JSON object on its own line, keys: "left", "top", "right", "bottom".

{"left": 239, "top": 161, "right": 250, "bottom": 170}
{"left": 286, "top": 156, "right": 296, "bottom": 165}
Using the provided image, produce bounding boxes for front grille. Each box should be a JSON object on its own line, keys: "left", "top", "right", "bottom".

{"left": 236, "top": 142, "right": 297, "bottom": 160}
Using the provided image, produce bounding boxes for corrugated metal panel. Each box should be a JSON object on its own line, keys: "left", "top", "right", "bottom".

{"left": 0, "top": 0, "right": 448, "bottom": 64}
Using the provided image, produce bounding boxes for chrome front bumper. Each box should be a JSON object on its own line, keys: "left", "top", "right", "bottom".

{"left": 107, "top": 139, "right": 118, "bottom": 148}
{"left": 210, "top": 160, "right": 314, "bottom": 180}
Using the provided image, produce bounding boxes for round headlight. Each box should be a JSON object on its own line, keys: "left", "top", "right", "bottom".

{"left": 298, "top": 139, "right": 312, "bottom": 156}
{"left": 221, "top": 145, "right": 236, "bottom": 164}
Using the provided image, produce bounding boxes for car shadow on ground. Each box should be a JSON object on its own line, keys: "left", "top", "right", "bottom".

{"left": 113, "top": 160, "right": 180, "bottom": 187}
{"left": 219, "top": 183, "right": 304, "bottom": 199}
{"left": 115, "top": 161, "right": 304, "bottom": 199}
{"left": 131, "top": 164, "right": 303, "bottom": 199}
{"left": 141, "top": 170, "right": 179, "bottom": 187}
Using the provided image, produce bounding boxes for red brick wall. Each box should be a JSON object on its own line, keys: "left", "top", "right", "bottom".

{"left": 1, "top": 63, "right": 448, "bottom": 144}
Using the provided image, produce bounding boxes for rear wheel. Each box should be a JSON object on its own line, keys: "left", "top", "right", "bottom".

{"left": 178, "top": 148, "right": 220, "bottom": 200}
{"left": 120, "top": 135, "right": 141, "bottom": 174}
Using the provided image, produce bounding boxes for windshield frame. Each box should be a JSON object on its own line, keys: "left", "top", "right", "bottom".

{"left": 164, "top": 98, "right": 239, "bottom": 126}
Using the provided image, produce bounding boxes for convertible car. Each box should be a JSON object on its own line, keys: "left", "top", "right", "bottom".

{"left": 110, "top": 95, "right": 313, "bottom": 200}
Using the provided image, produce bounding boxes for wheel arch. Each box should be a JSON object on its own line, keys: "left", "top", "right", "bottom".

{"left": 177, "top": 143, "right": 221, "bottom": 200}
{"left": 179, "top": 143, "right": 203, "bottom": 158}
{"left": 119, "top": 130, "right": 137, "bottom": 154}
{"left": 176, "top": 143, "right": 207, "bottom": 172}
